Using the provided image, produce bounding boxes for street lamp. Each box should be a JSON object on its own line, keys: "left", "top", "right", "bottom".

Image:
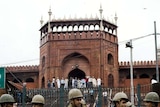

{"left": 126, "top": 40, "right": 134, "bottom": 105}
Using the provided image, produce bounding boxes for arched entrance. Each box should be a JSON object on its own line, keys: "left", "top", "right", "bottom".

{"left": 62, "top": 52, "right": 90, "bottom": 79}
{"left": 68, "top": 68, "right": 85, "bottom": 79}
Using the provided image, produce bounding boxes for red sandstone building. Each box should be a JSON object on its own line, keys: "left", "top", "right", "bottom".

{"left": 4, "top": 9, "right": 160, "bottom": 90}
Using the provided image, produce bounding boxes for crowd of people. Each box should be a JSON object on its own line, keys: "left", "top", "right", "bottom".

{"left": 0, "top": 89, "right": 159, "bottom": 107}
{"left": 47, "top": 76, "right": 102, "bottom": 89}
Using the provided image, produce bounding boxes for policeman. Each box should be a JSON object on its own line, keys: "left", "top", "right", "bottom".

{"left": 143, "top": 92, "right": 160, "bottom": 107}
{"left": 31, "top": 94, "right": 45, "bottom": 107}
{"left": 0, "top": 94, "right": 15, "bottom": 107}
{"left": 112, "top": 92, "right": 129, "bottom": 107}
{"left": 67, "top": 88, "right": 86, "bottom": 107}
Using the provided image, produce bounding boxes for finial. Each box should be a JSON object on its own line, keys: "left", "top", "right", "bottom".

{"left": 40, "top": 16, "right": 44, "bottom": 27}
{"left": 99, "top": 4, "right": 103, "bottom": 31}
{"left": 99, "top": 4, "right": 103, "bottom": 18}
{"left": 48, "top": 7, "right": 52, "bottom": 33}
{"left": 114, "top": 12, "right": 118, "bottom": 25}
{"left": 48, "top": 6, "right": 52, "bottom": 16}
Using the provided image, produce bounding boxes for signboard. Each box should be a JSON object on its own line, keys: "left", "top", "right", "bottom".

{"left": 0, "top": 67, "right": 5, "bottom": 89}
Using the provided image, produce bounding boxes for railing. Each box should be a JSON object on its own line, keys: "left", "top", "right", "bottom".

{"left": 12, "top": 84, "right": 152, "bottom": 107}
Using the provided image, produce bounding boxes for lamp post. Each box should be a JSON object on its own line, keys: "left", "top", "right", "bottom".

{"left": 126, "top": 40, "right": 134, "bottom": 105}
{"left": 22, "top": 82, "right": 26, "bottom": 107}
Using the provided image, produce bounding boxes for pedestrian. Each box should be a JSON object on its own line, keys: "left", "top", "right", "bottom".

{"left": 97, "top": 77, "right": 101, "bottom": 87}
{"left": 64, "top": 78, "right": 69, "bottom": 88}
{"left": 67, "top": 88, "right": 86, "bottom": 107}
{"left": 31, "top": 94, "right": 45, "bottom": 107}
{"left": 143, "top": 92, "right": 160, "bottom": 107}
{"left": 81, "top": 78, "right": 86, "bottom": 88}
{"left": 56, "top": 77, "right": 60, "bottom": 88}
{"left": 0, "top": 94, "right": 15, "bottom": 107}
{"left": 17, "top": 92, "right": 22, "bottom": 103}
{"left": 68, "top": 77, "right": 73, "bottom": 88}
{"left": 47, "top": 79, "right": 51, "bottom": 88}
{"left": 92, "top": 76, "right": 97, "bottom": 87}
{"left": 112, "top": 92, "right": 129, "bottom": 107}
{"left": 74, "top": 77, "right": 78, "bottom": 88}
{"left": 89, "top": 89, "right": 94, "bottom": 103}
{"left": 60, "top": 77, "right": 65, "bottom": 88}
{"left": 52, "top": 77, "right": 55, "bottom": 88}
{"left": 102, "top": 91, "right": 108, "bottom": 105}
{"left": 88, "top": 76, "right": 93, "bottom": 88}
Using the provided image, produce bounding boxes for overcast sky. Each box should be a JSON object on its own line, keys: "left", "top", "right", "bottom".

{"left": 0, "top": 0, "right": 160, "bottom": 66}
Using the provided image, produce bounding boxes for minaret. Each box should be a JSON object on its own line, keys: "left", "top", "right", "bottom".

{"left": 99, "top": 4, "right": 104, "bottom": 83}
{"left": 99, "top": 4, "right": 103, "bottom": 31}
{"left": 114, "top": 13, "right": 118, "bottom": 36}
{"left": 48, "top": 7, "right": 52, "bottom": 33}
{"left": 114, "top": 13, "right": 118, "bottom": 25}
{"left": 40, "top": 16, "right": 44, "bottom": 27}
{"left": 40, "top": 16, "right": 44, "bottom": 39}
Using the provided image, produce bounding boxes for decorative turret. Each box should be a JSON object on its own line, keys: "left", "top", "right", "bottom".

{"left": 99, "top": 4, "right": 103, "bottom": 31}
{"left": 114, "top": 13, "right": 118, "bottom": 35}
{"left": 40, "top": 16, "right": 44, "bottom": 27}
{"left": 114, "top": 13, "right": 118, "bottom": 25}
{"left": 48, "top": 7, "right": 52, "bottom": 33}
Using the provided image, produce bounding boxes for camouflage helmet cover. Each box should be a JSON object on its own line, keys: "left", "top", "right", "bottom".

{"left": 0, "top": 94, "right": 15, "bottom": 103}
{"left": 143, "top": 92, "right": 160, "bottom": 103}
{"left": 31, "top": 94, "right": 45, "bottom": 104}
{"left": 68, "top": 88, "right": 83, "bottom": 100}
{"left": 112, "top": 92, "right": 128, "bottom": 102}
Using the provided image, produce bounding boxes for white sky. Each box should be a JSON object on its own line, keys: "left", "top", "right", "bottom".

{"left": 0, "top": 0, "right": 160, "bottom": 66}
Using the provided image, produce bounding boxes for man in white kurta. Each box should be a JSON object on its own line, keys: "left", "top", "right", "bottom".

{"left": 64, "top": 78, "right": 68, "bottom": 88}
{"left": 92, "top": 76, "right": 97, "bottom": 87}
{"left": 56, "top": 77, "right": 60, "bottom": 88}
{"left": 97, "top": 77, "right": 101, "bottom": 87}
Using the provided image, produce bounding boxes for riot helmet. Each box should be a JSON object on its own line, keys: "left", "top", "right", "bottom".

{"left": 68, "top": 88, "right": 83, "bottom": 100}
{"left": 144, "top": 92, "right": 160, "bottom": 103}
{"left": 31, "top": 94, "right": 45, "bottom": 105}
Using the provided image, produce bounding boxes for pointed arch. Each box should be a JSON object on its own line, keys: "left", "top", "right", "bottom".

{"left": 140, "top": 74, "right": 149, "bottom": 78}
{"left": 62, "top": 52, "right": 89, "bottom": 66}
{"left": 61, "top": 52, "right": 90, "bottom": 79}
{"left": 68, "top": 68, "right": 85, "bottom": 79}
{"left": 25, "top": 78, "right": 34, "bottom": 82}
{"left": 108, "top": 74, "right": 114, "bottom": 88}
{"left": 108, "top": 53, "right": 114, "bottom": 65}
